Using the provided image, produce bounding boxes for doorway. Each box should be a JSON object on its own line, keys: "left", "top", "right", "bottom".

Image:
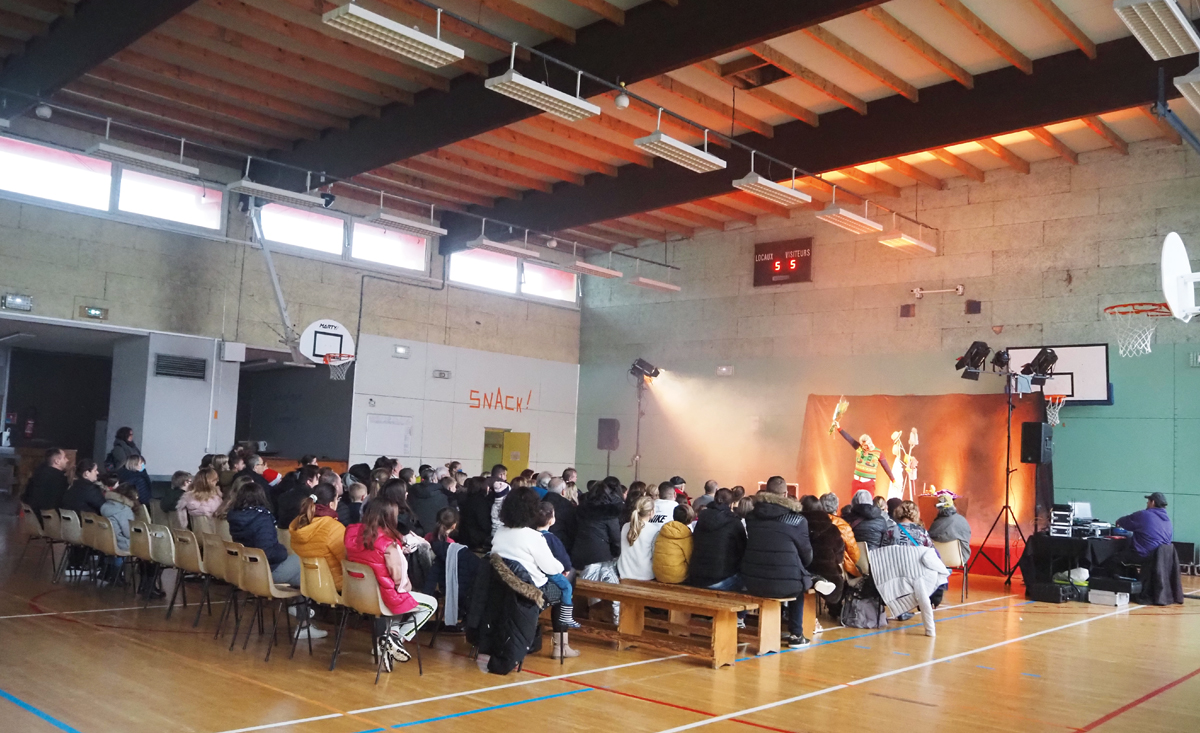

{"left": 482, "top": 428, "right": 530, "bottom": 476}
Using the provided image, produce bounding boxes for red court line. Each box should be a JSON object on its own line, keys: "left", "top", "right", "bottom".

{"left": 1077, "top": 665, "right": 1200, "bottom": 731}
{"left": 521, "top": 668, "right": 794, "bottom": 733}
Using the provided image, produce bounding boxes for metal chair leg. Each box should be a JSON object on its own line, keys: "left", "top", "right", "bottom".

{"left": 167, "top": 571, "right": 185, "bottom": 620}
{"left": 242, "top": 598, "right": 263, "bottom": 650}
{"left": 414, "top": 617, "right": 423, "bottom": 676}
{"left": 329, "top": 607, "right": 349, "bottom": 671}
{"left": 265, "top": 600, "right": 284, "bottom": 662}
{"left": 193, "top": 576, "right": 212, "bottom": 628}
{"left": 215, "top": 586, "right": 239, "bottom": 639}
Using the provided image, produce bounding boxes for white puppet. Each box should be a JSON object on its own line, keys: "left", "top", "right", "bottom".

{"left": 888, "top": 428, "right": 919, "bottom": 501}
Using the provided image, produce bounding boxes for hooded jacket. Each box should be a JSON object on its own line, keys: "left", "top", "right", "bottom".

{"left": 850, "top": 503, "right": 891, "bottom": 549}
{"left": 456, "top": 490, "right": 495, "bottom": 552}
{"left": 465, "top": 553, "right": 545, "bottom": 675}
{"left": 61, "top": 478, "right": 105, "bottom": 516}
{"left": 571, "top": 489, "right": 624, "bottom": 568}
{"left": 1116, "top": 507, "right": 1173, "bottom": 558}
{"left": 100, "top": 491, "right": 137, "bottom": 552}
{"left": 928, "top": 508, "right": 972, "bottom": 563}
{"left": 740, "top": 493, "right": 813, "bottom": 599}
{"left": 686, "top": 504, "right": 746, "bottom": 587}
{"left": 408, "top": 481, "right": 450, "bottom": 537}
{"left": 653, "top": 521, "right": 693, "bottom": 584}
{"left": 227, "top": 506, "right": 288, "bottom": 568}
{"left": 289, "top": 510, "right": 347, "bottom": 591}
{"left": 106, "top": 438, "right": 140, "bottom": 471}
{"left": 116, "top": 466, "right": 153, "bottom": 507}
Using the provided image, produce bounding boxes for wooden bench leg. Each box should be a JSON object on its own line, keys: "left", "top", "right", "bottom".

{"left": 755, "top": 601, "right": 781, "bottom": 655}
{"left": 616, "top": 601, "right": 644, "bottom": 650}
{"left": 802, "top": 590, "right": 816, "bottom": 640}
{"left": 711, "top": 610, "right": 738, "bottom": 668}
{"left": 668, "top": 609, "right": 691, "bottom": 637}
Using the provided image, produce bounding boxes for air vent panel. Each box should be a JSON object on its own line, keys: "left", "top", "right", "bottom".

{"left": 154, "top": 354, "right": 207, "bottom": 380}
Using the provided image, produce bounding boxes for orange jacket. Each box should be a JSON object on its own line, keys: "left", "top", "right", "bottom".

{"left": 289, "top": 515, "right": 347, "bottom": 591}
{"left": 830, "top": 513, "right": 861, "bottom": 577}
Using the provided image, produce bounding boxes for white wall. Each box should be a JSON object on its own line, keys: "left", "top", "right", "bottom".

{"left": 349, "top": 333, "right": 578, "bottom": 475}
{"left": 108, "top": 336, "right": 149, "bottom": 448}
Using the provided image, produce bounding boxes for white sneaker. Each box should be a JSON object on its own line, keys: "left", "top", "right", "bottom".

{"left": 814, "top": 579, "right": 835, "bottom": 596}
{"left": 294, "top": 622, "right": 328, "bottom": 639}
{"left": 813, "top": 619, "right": 825, "bottom": 635}
{"left": 288, "top": 605, "right": 315, "bottom": 619}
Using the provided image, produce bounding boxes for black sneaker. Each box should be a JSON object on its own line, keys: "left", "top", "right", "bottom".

{"left": 784, "top": 634, "right": 811, "bottom": 648}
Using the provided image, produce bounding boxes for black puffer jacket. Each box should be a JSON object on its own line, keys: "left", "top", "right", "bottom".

{"left": 543, "top": 491, "right": 577, "bottom": 554}
{"left": 686, "top": 504, "right": 746, "bottom": 587}
{"left": 850, "top": 503, "right": 890, "bottom": 549}
{"left": 802, "top": 509, "right": 846, "bottom": 603}
{"left": 465, "top": 554, "right": 544, "bottom": 675}
{"left": 226, "top": 506, "right": 288, "bottom": 568}
{"left": 740, "top": 493, "right": 813, "bottom": 599}
{"left": 456, "top": 491, "right": 494, "bottom": 552}
{"left": 61, "top": 479, "right": 105, "bottom": 516}
{"left": 571, "top": 489, "right": 623, "bottom": 568}
{"left": 408, "top": 481, "right": 450, "bottom": 536}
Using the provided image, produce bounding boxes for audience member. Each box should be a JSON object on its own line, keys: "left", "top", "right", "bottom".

{"left": 821, "top": 493, "right": 861, "bottom": 577}
{"left": 289, "top": 483, "right": 346, "bottom": 593}
{"left": 101, "top": 484, "right": 140, "bottom": 579}
{"left": 275, "top": 465, "right": 321, "bottom": 530}
{"left": 24, "top": 447, "right": 70, "bottom": 525}
{"left": 199, "top": 454, "right": 214, "bottom": 470}
{"left": 456, "top": 477, "right": 494, "bottom": 552}
{"left": 62, "top": 458, "right": 104, "bottom": 516}
{"left": 693, "top": 480, "right": 719, "bottom": 510}
{"left": 543, "top": 477, "right": 577, "bottom": 554}
{"left": 669, "top": 475, "right": 689, "bottom": 503}
{"left": 347, "top": 463, "right": 372, "bottom": 486}
{"left": 489, "top": 476, "right": 512, "bottom": 540}
{"left": 338, "top": 482, "right": 367, "bottom": 526}
{"left": 176, "top": 468, "right": 222, "bottom": 527}
{"left": 105, "top": 427, "right": 140, "bottom": 471}
{"left": 409, "top": 472, "right": 450, "bottom": 536}
{"left": 215, "top": 454, "right": 237, "bottom": 489}
{"left": 492, "top": 488, "right": 579, "bottom": 631}
{"left": 886, "top": 497, "right": 903, "bottom": 519}
{"left": 236, "top": 454, "right": 273, "bottom": 494}
{"left": 562, "top": 481, "right": 579, "bottom": 504}
{"left": 653, "top": 504, "right": 694, "bottom": 584}
{"left": 741, "top": 477, "right": 816, "bottom": 647}
{"left": 730, "top": 486, "right": 746, "bottom": 503}
{"left": 398, "top": 467, "right": 415, "bottom": 484}
{"left": 117, "top": 455, "right": 153, "bottom": 507}
{"left": 617, "top": 495, "right": 657, "bottom": 581}
{"left": 1113, "top": 492, "right": 1174, "bottom": 567}
{"left": 535, "top": 501, "right": 582, "bottom": 638}
{"left": 734, "top": 496, "right": 755, "bottom": 520}
{"left": 849, "top": 489, "right": 892, "bottom": 549}
{"left": 686, "top": 488, "right": 746, "bottom": 590}
{"left": 800, "top": 495, "right": 847, "bottom": 609}
{"left": 562, "top": 467, "right": 577, "bottom": 484}
{"left": 161, "top": 471, "right": 192, "bottom": 517}
{"left": 225, "top": 480, "right": 301, "bottom": 588}
{"left": 571, "top": 480, "right": 623, "bottom": 586}
{"left": 928, "top": 495, "right": 972, "bottom": 563}
{"left": 887, "top": 500, "right": 933, "bottom": 548}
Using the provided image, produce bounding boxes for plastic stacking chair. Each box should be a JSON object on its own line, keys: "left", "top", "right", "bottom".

{"left": 136, "top": 504, "right": 152, "bottom": 525}
{"left": 198, "top": 533, "right": 229, "bottom": 628}
{"left": 54, "top": 510, "right": 84, "bottom": 584}
{"left": 16, "top": 503, "right": 52, "bottom": 570}
{"left": 238, "top": 548, "right": 301, "bottom": 661}
{"left": 38, "top": 509, "right": 65, "bottom": 576}
{"left": 295, "top": 556, "right": 344, "bottom": 668}
{"left": 933, "top": 540, "right": 969, "bottom": 603}
{"left": 217, "top": 518, "right": 233, "bottom": 542}
{"left": 214, "top": 541, "right": 245, "bottom": 642}
{"left": 277, "top": 527, "right": 292, "bottom": 552}
{"left": 146, "top": 524, "right": 175, "bottom": 608}
{"left": 130, "top": 521, "right": 155, "bottom": 600}
{"left": 190, "top": 515, "right": 217, "bottom": 536}
{"left": 92, "top": 515, "right": 131, "bottom": 589}
{"left": 343, "top": 560, "right": 423, "bottom": 682}
{"left": 168, "top": 529, "right": 209, "bottom": 621}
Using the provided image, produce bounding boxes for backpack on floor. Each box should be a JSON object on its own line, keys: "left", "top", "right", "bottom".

{"left": 840, "top": 576, "right": 888, "bottom": 629}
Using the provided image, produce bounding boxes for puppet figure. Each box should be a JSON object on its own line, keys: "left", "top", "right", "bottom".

{"left": 889, "top": 428, "right": 920, "bottom": 501}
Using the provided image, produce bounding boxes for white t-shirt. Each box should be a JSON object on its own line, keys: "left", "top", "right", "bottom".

{"left": 491, "top": 526, "right": 563, "bottom": 587}
{"left": 617, "top": 500, "right": 675, "bottom": 580}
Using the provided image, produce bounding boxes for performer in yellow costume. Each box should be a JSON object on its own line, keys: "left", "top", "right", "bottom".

{"left": 830, "top": 417, "right": 894, "bottom": 496}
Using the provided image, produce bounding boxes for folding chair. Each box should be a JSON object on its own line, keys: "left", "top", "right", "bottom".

{"left": 217, "top": 518, "right": 232, "bottom": 542}
{"left": 342, "top": 560, "right": 423, "bottom": 682}
{"left": 198, "top": 533, "right": 230, "bottom": 628}
{"left": 277, "top": 527, "right": 292, "bottom": 552}
{"left": 933, "top": 540, "right": 968, "bottom": 603}
{"left": 168, "top": 529, "right": 210, "bottom": 621}
{"left": 129, "top": 521, "right": 155, "bottom": 601}
{"left": 295, "top": 556, "right": 345, "bottom": 668}
{"left": 237, "top": 547, "right": 301, "bottom": 661}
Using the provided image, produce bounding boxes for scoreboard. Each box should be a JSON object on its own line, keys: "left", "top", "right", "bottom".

{"left": 753, "top": 237, "right": 812, "bottom": 287}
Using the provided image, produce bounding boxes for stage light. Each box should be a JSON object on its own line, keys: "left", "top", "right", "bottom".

{"left": 85, "top": 142, "right": 200, "bottom": 178}
{"left": 732, "top": 172, "right": 812, "bottom": 208}
{"left": 465, "top": 235, "right": 541, "bottom": 259}
{"left": 322, "top": 3, "right": 465, "bottom": 68}
{"left": 485, "top": 68, "right": 601, "bottom": 122}
{"left": 635, "top": 130, "right": 726, "bottom": 173}
{"left": 1021, "top": 347, "right": 1058, "bottom": 385}
{"left": 227, "top": 179, "right": 326, "bottom": 209}
{"left": 630, "top": 358, "right": 660, "bottom": 380}
{"left": 955, "top": 340, "right": 991, "bottom": 380}
{"left": 991, "top": 349, "right": 1010, "bottom": 370}
{"left": 1114, "top": 0, "right": 1200, "bottom": 60}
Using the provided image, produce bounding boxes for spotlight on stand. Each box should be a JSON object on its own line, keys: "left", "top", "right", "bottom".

{"left": 1020, "top": 347, "right": 1058, "bottom": 385}
{"left": 954, "top": 341, "right": 991, "bottom": 380}
{"left": 990, "top": 349, "right": 1010, "bottom": 371}
{"left": 630, "top": 358, "right": 660, "bottom": 381}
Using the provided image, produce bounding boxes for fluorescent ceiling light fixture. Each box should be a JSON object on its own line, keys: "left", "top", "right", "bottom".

{"left": 227, "top": 179, "right": 325, "bottom": 208}
{"left": 1114, "top": 0, "right": 1200, "bottom": 60}
{"left": 323, "top": 3, "right": 464, "bottom": 68}
{"left": 815, "top": 191, "right": 883, "bottom": 234}
{"left": 485, "top": 67, "right": 601, "bottom": 122}
{"left": 559, "top": 260, "right": 623, "bottom": 278}
{"left": 635, "top": 130, "right": 726, "bottom": 173}
{"left": 630, "top": 276, "right": 681, "bottom": 292}
{"left": 86, "top": 142, "right": 199, "bottom": 178}
{"left": 733, "top": 171, "right": 812, "bottom": 208}
{"left": 1175, "top": 66, "right": 1200, "bottom": 114}
{"left": 879, "top": 230, "right": 936, "bottom": 256}
{"left": 466, "top": 235, "right": 542, "bottom": 259}
{"left": 366, "top": 210, "right": 447, "bottom": 238}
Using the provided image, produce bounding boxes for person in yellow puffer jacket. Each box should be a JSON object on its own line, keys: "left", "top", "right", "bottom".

{"left": 653, "top": 504, "right": 695, "bottom": 584}
{"left": 288, "top": 483, "right": 347, "bottom": 591}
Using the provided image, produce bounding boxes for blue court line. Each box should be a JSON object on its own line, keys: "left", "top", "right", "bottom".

{"left": 977, "top": 665, "right": 994, "bottom": 670}
{"left": 893, "top": 652, "right": 910, "bottom": 656}
{"left": 854, "top": 645, "right": 871, "bottom": 649}
{"left": 1021, "top": 673, "right": 1042, "bottom": 678}
{"left": 0, "top": 688, "right": 84, "bottom": 733}
{"left": 351, "top": 688, "right": 592, "bottom": 732}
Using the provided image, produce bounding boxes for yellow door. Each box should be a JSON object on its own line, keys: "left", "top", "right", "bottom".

{"left": 501, "top": 431, "right": 531, "bottom": 476}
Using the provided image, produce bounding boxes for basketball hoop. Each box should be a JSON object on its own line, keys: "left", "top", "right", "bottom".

{"left": 1103, "top": 302, "right": 1171, "bottom": 358}
{"left": 323, "top": 353, "right": 355, "bottom": 380}
{"left": 1044, "top": 394, "right": 1066, "bottom": 427}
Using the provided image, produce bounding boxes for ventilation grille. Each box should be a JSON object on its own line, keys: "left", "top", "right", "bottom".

{"left": 154, "top": 354, "right": 207, "bottom": 380}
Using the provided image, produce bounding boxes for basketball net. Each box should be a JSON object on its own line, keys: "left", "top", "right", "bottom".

{"left": 1103, "top": 303, "right": 1171, "bottom": 358}
{"left": 323, "top": 353, "right": 354, "bottom": 381}
{"left": 1045, "top": 395, "right": 1066, "bottom": 427}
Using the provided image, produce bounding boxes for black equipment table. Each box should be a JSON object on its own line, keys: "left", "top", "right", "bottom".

{"left": 1018, "top": 532, "right": 1128, "bottom": 585}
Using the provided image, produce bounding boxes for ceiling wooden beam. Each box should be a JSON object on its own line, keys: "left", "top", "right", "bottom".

{"left": 354, "top": 174, "right": 470, "bottom": 211}
{"left": 109, "top": 50, "right": 348, "bottom": 130}
{"left": 367, "top": 0, "right": 526, "bottom": 60}
{"left": 864, "top": 6, "right": 972, "bottom": 89}
{"left": 594, "top": 219, "right": 664, "bottom": 241}
{"left": 5, "top": 0, "right": 75, "bottom": 19}
{"left": 523, "top": 114, "right": 655, "bottom": 166}
{"left": 725, "top": 190, "right": 793, "bottom": 219}
{"left": 623, "top": 95, "right": 731, "bottom": 146}
{"left": 802, "top": 24, "right": 918, "bottom": 102}
{"left": 688, "top": 197, "right": 758, "bottom": 224}
{"left": 748, "top": 42, "right": 867, "bottom": 114}
{"left": 934, "top": 0, "right": 1031, "bottom": 74}
{"left": 648, "top": 74, "right": 774, "bottom": 137}
{"left": 485, "top": 127, "right": 617, "bottom": 176}
{"left": 198, "top": 0, "right": 452, "bottom": 91}
{"left": 54, "top": 94, "right": 259, "bottom": 156}
{"left": 929, "top": 148, "right": 985, "bottom": 181}
{"left": 1137, "top": 104, "right": 1182, "bottom": 145}
{"left": 1081, "top": 115, "right": 1128, "bottom": 155}
{"left": 1027, "top": 0, "right": 1095, "bottom": 60}
{"left": 836, "top": 167, "right": 901, "bottom": 197}
{"left": 1028, "top": 125, "right": 1078, "bottom": 164}
{"left": 694, "top": 59, "right": 818, "bottom": 126}
{"left": 392, "top": 157, "right": 525, "bottom": 199}
{"left": 0, "top": 8, "right": 48, "bottom": 38}
{"left": 629, "top": 212, "right": 696, "bottom": 237}
{"left": 419, "top": 148, "right": 554, "bottom": 194}
{"left": 878, "top": 156, "right": 945, "bottom": 189}
{"left": 563, "top": 0, "right": 624, "bottom": 26}
{"left": 452, "top": 138, "right": 585, "bottom": 186}
{"left": 976, "top": 137, "right": 1030, "bottom": 174}
{"left": 84, "top": 65, "right": 319, "bottom": 140}
{"left": 135, "top": 34, "right": 379, "bottom": 118}
{"left": 365, "top": 168, "right": 494, "bottom": 208}
{"left": 329, "top": 181, "right": 432, "bottom": 219}
{"left": 658, "top": 205, "right": 727, "bottom": 230}
{"left": 719, "top": 55, "right": 769, "bottom": 77}
{"left": 560, "top": 226, "right": 633, "bottom": 249}
{"left": 481, "top": 0, "right": 574, "bottom": 43}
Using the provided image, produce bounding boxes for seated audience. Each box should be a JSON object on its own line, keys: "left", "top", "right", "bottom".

{"left": 1114, "top": 492, "right": 1174, "bottom": 565}
{"left": 424, "top": 507, "right": 481, "bottom": 630}
{"left": 562, "top": 467, "right": 577, "bottom": 484}
{"left": 534, "top": 471, "right": 553, "bottom": 498}
{"left": 289, "top": 483, "right": 346, "bottom": 592}
{"left": 101, "top": 483, "right": 146, "bottom": 589}
{"left": 491, "top": 488, "right": 580, "bottom": 631}
{"left": 617, "top": 495, "right": 657, "bottom": 581}
{"left": 225, "top": 481, "right": 301, "bottom": 588}
{"left": 215, "top": 453, "right": 236, "bottom": 489}
{"left": 236, "top": 454, "right": 275, "bottom": 495}
{"left": 456, "top": 477, "right": 494, "bottom": 552}
{"left": 489, "top": 480, "right": 512, "bottom": 539}
{"left": 686, "top": 488, "right": 746, "bottom": 590}
{"left": 176, "top": 468, "right": 223, "bottom": 527}
{"left": 542, "top": 477, "right": 577, "bottom": 554}
{"left": 735, "top": 496, "right": 755, "bottom": 520}
{"left": 800, "top": 495, "right": 847, "bottom": 607}
{"left": 653, "top": 504, "right": 694, "bottom": 584}
{"left": 409, "top": 472, "right": 451, "bottom": 536}
{"left": 821, "top": 493, "right": 861, "bottom": 577}
{"left": 887, "top": 500, "right": 933, "bottom": 548}
{"left": 536, "top": 502, "right": 582, "bottom": 643}
{"left": 338, "top": 481, "right": 367, "bottom": 526}
{"left": 692, "top": 480, "right": 719, "bottom": 510}
{"left": 345, "top": 497, "right": 438, "bottom": 668}
{"left": 117, "top": 455, "right": 153, "bottom": 507}
{"left": 571, "top": 480, "right": 623, "bottom": 585}
{"left": 24, "top": 447, "right": 70, "bottom": 524}
{"left": 438, "top": 475, "right": 459, "bottom": 510}
{"left": 928, "top": 494, "right": 972, "bottom": 563}
{"left": 62, "top": 458, "right": 104, "bottom": 516}
{"left": 741, "top": 477, "right": 815, "bottom": 647}
{"left": 275, "top": 465, "right": 321, "bottom": 530}
{"left": 161, "top": 471, "right": 192, "bottom": 518}
{"left": 849, "top": 489, "right": 892, "bottom": 549}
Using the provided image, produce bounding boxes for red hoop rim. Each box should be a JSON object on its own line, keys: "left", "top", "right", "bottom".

{"left": 322, "top": 353, "right": 355, "bottom": 364}
{"left": 1103, "top": 302, "right": 1173, "bottom": 317}
{"left": 1044, "top": 394, "right": 1067, "bottom": 403}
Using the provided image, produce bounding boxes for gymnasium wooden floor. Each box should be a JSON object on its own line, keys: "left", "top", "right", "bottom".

{"left": 2, "top": 506, "right": 1198, "bottom": 733}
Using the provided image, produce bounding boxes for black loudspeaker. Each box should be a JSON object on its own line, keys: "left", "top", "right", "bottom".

{"left": 597, "top": 418, "right": 620, "bottom": 451}
{"left": 1021, "top": 422, "right": 1053, "bottom": 464}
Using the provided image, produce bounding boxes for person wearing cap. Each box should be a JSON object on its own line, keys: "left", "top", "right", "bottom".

{"left": 669, "top": 476, "right": 690, "bottom": 504}
{"left": 928, "top": 493, "right": 972, "bottom": 563}
{"left": 1114, "top": 492, "right": 1174, "bottom": 562}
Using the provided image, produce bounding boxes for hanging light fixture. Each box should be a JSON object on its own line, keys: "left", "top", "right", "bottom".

{"left": 485, "top": 43, "right": 601, "bottom": 122}
{"left": 732, "top": 153, "right": 811, "bottom": 207}
{"left": 815, "top": 187, "right": 883, "bottom": 234}
{"left": 555, "top": 244, "right": 623, "bottom": 278}
{"left": 228, "top": 159, "right": 326, "bottom": 208}
{"left": 879, "top": 213, "right": 936, "bottom": 255}
{"left": 322, "top": 3, "right": 465, "bottom": 68}
{"left": 86, "top": 120, "right": 199, "bottom": 177}
{"left": 635, "top": 109, "right": 725, "bottom": 173}
{"left": 1114, "top": 0, "right": 1200, "bottom": 60}
{"left": 465, "top": 221, "right": 542, "bottom": 258}
{"left": 365, "top": 196, "right": 447, "bottom": 238}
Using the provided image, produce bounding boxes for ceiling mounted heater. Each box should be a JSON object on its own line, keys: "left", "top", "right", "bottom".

{"left": 466, "top": 235, "right": 542, "bottom": 259}
{"left": 815, "top": 188, "right": 883, "bottom": 235}
{"left": 86, "top": 142, "right": 199, "bottom": 178}
{"left": 733, "top": 155, "right": 812, "bottom": 207}
{"left": 486, "top": 45, "right": 600, "bottom": 122}
{"left": 323, "top": 3, "right": 464, "bottom": 68}
{"left": 1114, "top": 0, "right": 1200, "bottom": 60}
{"left": 227, "top": 179, "right": 325, "bottom": 208}
{"left": 1175, "top": 66, "right": 1200, "bottom": 113}
{"left": 630, "top": 276, "right": 681, "bottom": 292}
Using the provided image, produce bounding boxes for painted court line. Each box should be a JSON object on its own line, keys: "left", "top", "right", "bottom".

{"left": 0, "top": 688, "right": 85, "bottom": 733}
{"left": 367, "top": 689, "right": 591, "bottom": 731}
{"left": 655, "top": 605, "right": 1143, "bottom": 733}
{"left": 0, "top": 603, "right": 175, "bottom": 620}
{"left": 1077, "top": 664, "right": 1200, "bottom": 731}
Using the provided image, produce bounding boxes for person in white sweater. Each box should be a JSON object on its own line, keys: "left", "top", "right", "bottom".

{"left": 617, "top": 494, "right": 658, "bottom": 580}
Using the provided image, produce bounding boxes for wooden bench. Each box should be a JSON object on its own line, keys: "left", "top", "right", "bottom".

{"left": 570, "top": 579, "right": 750, "bottom": 668}
{"left": 617, "top": 579, "right": 813, "bottom": 656}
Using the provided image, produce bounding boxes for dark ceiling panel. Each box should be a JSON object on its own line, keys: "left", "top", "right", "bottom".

{"left": 0, "top": 0, "right": 202, "bottom": 118}
{"left": 440, "top": 35, "right": 1192, "bottom": 247}
{"left": 260, "top": 0, "right": 887, "bottom": 187}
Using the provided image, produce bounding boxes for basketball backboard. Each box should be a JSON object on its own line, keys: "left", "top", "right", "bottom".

{"left": 1161, "top": 232, "right": 1200, "bottom": 323}
{"left": 1007, "top": 344, "right": 1111, "bottom": 405}
{"left": 298, "top": 319, "right": 356, "bottom": 365}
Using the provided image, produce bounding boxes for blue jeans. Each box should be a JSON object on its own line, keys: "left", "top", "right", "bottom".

{"left": 546, "top": 573, "right": 573, "bottom": 605}
{"left": 708, "top": 575, "right": 746, "bottom": 620}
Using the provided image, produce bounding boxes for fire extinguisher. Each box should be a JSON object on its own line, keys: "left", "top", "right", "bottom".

{"left": 22, "top": 407, "right": 36, "bottom": 440}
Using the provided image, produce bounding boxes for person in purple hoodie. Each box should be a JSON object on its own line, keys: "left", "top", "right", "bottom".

{"left": 1114, "top": 492, "right": 1174, "bottom": 564}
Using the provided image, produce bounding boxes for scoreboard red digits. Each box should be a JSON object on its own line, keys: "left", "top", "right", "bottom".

{"left": 753, "top": 237, "right": 813, "bottom": 287}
